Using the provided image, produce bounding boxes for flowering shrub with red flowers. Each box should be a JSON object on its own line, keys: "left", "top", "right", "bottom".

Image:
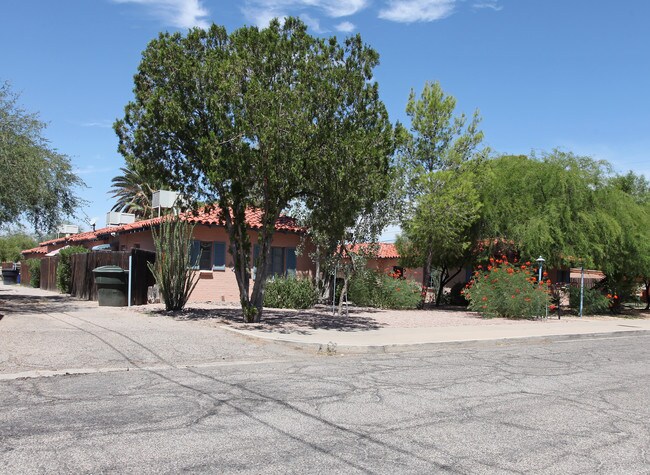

{"left": 463, "top": 259, "right": 550, "bottom": 319}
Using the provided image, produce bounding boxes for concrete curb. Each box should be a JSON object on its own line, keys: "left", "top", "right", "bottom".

{"left": 222, "top": 326, "right": 650, "bottom": 355}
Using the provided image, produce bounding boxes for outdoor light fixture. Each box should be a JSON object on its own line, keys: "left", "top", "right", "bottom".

{"left": 536, "top": 256, "right": 545, "bottom": 285}
{"left": 536, "top": 256, "right": 547, "bottom": 319}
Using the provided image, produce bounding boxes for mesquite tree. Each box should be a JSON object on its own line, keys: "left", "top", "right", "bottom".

{"left": 0, "top": 82, "right": 85, "bottom": 233}
{"left": 115, "top": 19, "right": 393, "bottom": 322}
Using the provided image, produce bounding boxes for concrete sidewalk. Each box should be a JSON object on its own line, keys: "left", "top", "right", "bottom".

{"left": 225, "top": 316, "right": 650, "bottom": 353}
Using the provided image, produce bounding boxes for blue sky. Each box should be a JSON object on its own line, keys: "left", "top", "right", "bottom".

{"left": 2, "top": 0, "right": 649, "bottom": 239}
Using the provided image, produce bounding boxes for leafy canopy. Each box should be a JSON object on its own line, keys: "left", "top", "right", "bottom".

{"left": 115, "top": 18, "right": 393, "bottom": 321}
{"left": 397, "top": 81, "right": 487, "bottom": 302}
{"left": 0, "top": 81, "right": 85, "bottom": 234}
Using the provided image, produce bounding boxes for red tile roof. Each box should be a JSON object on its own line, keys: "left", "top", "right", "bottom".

{"left": 347, "top": 243, "right": 400, "bottom": 259}
{"left": 21, "top": 246, "right": 48, "bottom": 255}
{"left": 38, "top": 207, "right": 304, "bottom": 247}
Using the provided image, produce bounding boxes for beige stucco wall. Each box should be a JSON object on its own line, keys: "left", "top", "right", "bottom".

{"left": 112, "top": 225, "right": 314, "bottom": 303}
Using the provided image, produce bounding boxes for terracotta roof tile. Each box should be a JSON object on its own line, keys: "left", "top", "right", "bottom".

{"left": 21, "top": 246, "right": 48, "bottom": 255}
{"left": 347, "top": 243, "right": 400, "bottom": 259}
{"left": 38, "top": 207, "right": 303, "bottom": 247}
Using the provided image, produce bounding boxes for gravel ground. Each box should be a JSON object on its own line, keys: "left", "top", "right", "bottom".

{"left": 129, "top": 299, "right": 650, "bottom": 333}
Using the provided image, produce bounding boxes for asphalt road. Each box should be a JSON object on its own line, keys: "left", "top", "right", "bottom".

{"left": 3, "top": 329, "right": 650, "bottom": 474}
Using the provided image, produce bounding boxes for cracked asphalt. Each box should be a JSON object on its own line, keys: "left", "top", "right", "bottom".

{"left": 2, "top": 286, "right": 650, "bottom": 473}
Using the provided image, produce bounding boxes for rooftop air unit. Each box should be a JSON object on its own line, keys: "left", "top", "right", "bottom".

{"left": 57, "top": 224, "right": 79, "bottom": 236}
{"left": 106, "top": 212, "right": 136, "bottom": 227}
{"left": 152, "top": 190, "right": 179, "bottom": 209}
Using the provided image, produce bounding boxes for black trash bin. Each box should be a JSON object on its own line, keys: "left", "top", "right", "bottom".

{"left": 93, "top": 265, "right": 129, "bottom": 306}
{"left": 2, "top": 268, "right": 19, "bottom": 285}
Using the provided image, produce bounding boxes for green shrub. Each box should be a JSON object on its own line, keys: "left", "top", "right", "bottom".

{"left": 464, "top": 261, "right": 550, "bottom": 318}
{"left": 348, "top": 269, "right": 421, "bottom": 310}
{"left": 56, "top": 246, "right": 89, "bottom": 293}
{"left": 26, "top": 258, "right": 41, "bottom": 288}
{"left": 348, "top": 270, "right": 376, "bottom": 307}
{"left": 568, "top": 286, "right": 610, "bottom": 315}
{"left": 264, "top": 276, "right": 317, "bottom": 309}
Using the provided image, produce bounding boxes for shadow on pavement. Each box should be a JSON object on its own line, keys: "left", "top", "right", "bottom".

{"left": 153, "top": 306, "right": 385, "bottom": 334}
{"left": 0, "top": 288, "right": 78, "bottom": 316}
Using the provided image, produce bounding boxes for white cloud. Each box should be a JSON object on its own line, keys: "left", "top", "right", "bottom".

{"left": 243, "top": 6, "right": 286, "bottom": 27}
{"left": 300, "top": 13, "right": 325, "bottom": 33}
{"left": 242, "top": 0, "right": 367, "bottom": 28}
{"left": 75, "top": 120, "right": 113, "bottom": 129}
{"left": 335, "top": 20, "right": 355, "bottom": 32}
{"left": 473, "top": 1, "right": 503, "bottom": 11}
{"left": 113, "top": 0, "right": 210, "bottom": 29}
{"left": 378, "top": 0, "right": 455, "bottom": 23}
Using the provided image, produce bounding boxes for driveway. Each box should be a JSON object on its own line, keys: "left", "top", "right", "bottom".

{"left": 0, "top": 285, "right": 308, "bottom": 379}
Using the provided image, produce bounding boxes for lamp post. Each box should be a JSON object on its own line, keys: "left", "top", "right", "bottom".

{"left": 536, "top": 256, "right": 545, "bottom": 284}
{"left": 536, "top": 256, "right": 547, "bottom": 319}
{"left": 579, "top": 264, "right": 585, "bottom": 318}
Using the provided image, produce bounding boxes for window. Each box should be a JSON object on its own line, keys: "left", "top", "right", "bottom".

{"left": 253, "top": 245, "right": 296, "bottom": 278}
{"left": 191, "top": 240, "right": 226, "bottom": 271}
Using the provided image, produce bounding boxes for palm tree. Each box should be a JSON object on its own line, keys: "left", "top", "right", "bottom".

{"left": 109, "top": 166, "right": 162, "bottom": 219}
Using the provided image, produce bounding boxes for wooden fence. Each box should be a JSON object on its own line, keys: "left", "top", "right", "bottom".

{"left": 34, "top": 249, "right": 156, "bottom": 305}
{"left": 129, "top": 249, "right": 157, "bottom": 306}
{"left": 40, "top": 256, "right": 59, "bottom": 291}
{"left": 70, "top": 251, "right": 129, "bottom": 301}
{"left": 20, "top": 263, "right": 31, "bottom": 286}
{"left": 69, "top": 249, "right": 156, "bottom": 305}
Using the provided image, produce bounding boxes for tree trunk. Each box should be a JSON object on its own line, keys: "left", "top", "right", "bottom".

{"left": 420, "top": 247, "right": 434, "bottom": 307}
{"left": 338, "top": 275, "right": 350, "bottom": 315}
{"left": 250, "top": 224, "right": 274, "bottom": 323}
{"left": 645, "top": 280, "right": 650, "bottom": 310}
{"left": 222, "top": 203, "right": 277, "bottom": 324}
{"left": 435, "top": 266, "right": 462, "bottom": 307}
{"left": 435, "top": 266, "right": 448, "bottom": 307}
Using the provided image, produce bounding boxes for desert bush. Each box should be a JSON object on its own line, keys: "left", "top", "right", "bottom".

{"left": 26, "top": 258, "right": 41, "bottom": 288}
{"left": 56, "top": 246, "right": 89, "bottom": 293}
{"left": 148, "top": 216, "right": 199, "bottom": 311}
{"left": 264, "top": 276, "right": 317, "bottom": 309}
{"left": 349, "top": 269, "right": 421, "bottom": 309}
{"left": 568, "top": 286, "right": 610, "bottom": 315}
{"left": 464, "top": 260, "right": 550, "bottom": 318}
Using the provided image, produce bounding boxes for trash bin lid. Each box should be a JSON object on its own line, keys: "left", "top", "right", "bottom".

{"left": 92, "top": 265, "right": 127, "bottom": 274}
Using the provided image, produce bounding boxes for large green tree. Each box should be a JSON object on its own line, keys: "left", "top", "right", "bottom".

{"left": 0, "top": 82, "right": 85, "bottom": 233}
{"left": 397, "top": 81, "right": 488, "bottom": 303}
{"left": 477, "top": 151, "right": 617, "bottom": 270}
{"left": 0, "top": 232, "right": 37, "bottom": 262}
{"left": 115, "top": 19, "right": 393, "bottom": 322}
{"left": 606, "top": 171, "right": 650, "bottom": 308}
